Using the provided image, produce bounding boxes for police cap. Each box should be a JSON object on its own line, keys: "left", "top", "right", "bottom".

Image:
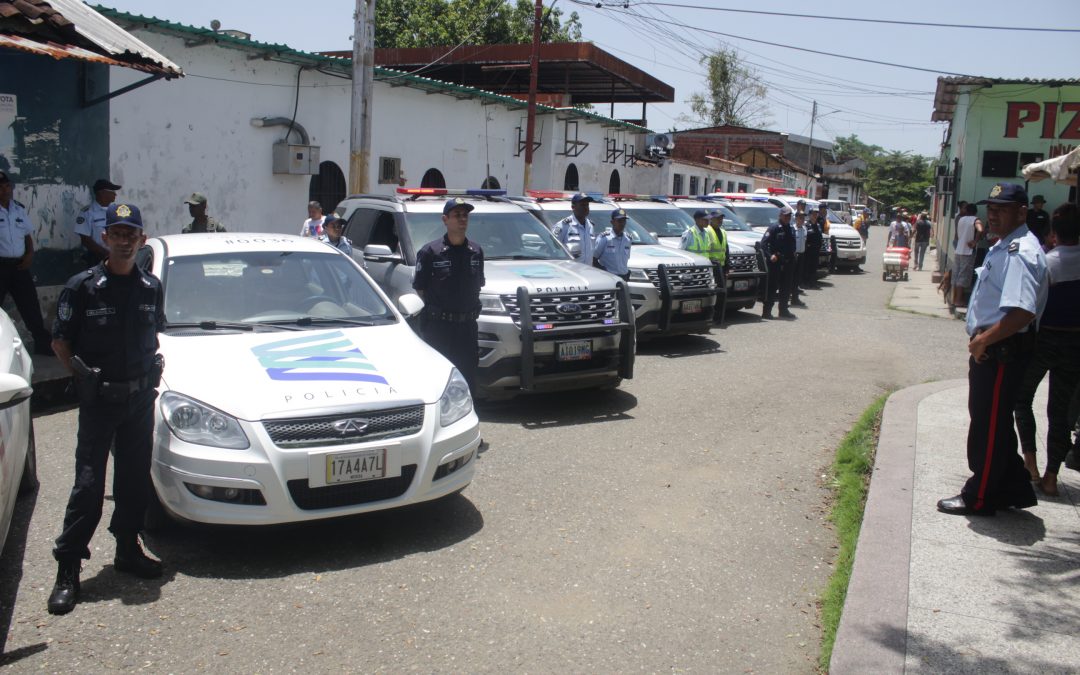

{"left": 611, "top": 208, "right": 628, "bottom": 221}
{"left": 443, "top": 197, "right": 475, "bottom": 215}
{"left": 0, "top": 170, "right": 10, "bottom": 185}
{"left": 978, "top": 183, "right": 1028, "bottom": 206}
{"left": 93, "top": 178, "right": 121, "bottom": 192}
{"left": 570, "top": 192, "right": 594, "bottom": 204}
{"left": 106, "top": 203, "right": 144, "bottom": 229}
{"left": 693, "top": 209, "right": 710, "bottom": 219}
{"left": 183, "top": 192, "right": 208, "bottom": 205}
{"left": 779, "top": 205, "right": 794, "bottom": 216}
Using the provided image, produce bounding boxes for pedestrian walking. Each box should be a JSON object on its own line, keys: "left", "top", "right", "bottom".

{"left": 181, "top": 193, "right": 226, "bottom": 233}
{"left": 937, "top": 183, "right": 1049, "bottom": 516}
{"left": 761, "top": 205, "right": 797, "bottom": 319}
{"left": 887, "top": 213, "right": 911, "bottom": 248}
{"left": 790, "top": 210, "right": 807, "bottom": 308}
{"left": 1026, "top": 194, "right": 1050, "bottom": 245}
{"left": 552, "top": 193, "right": 596, "bottom": 264}
{"left": 913, "top": 212, "right": 932, "bottom": 270}
{"left": 0, "top": 170, "right": 54, "bottom": 355}
{"left": 411, "top": 197, "right": 485, "bottom": 392}
{"left": 804, "top": 208, "right": 824, "bottom": 288}
{"left": 301, "top": 201, "right": 326, "bottom": 238}
{"left": 47, "top": 202, "right": 166, "bottom": 615}
{"left": 1013, "top": 202, "right": 1080, "bottom": 497}
{"left": 74, "top": 178, "right": 120, "bottom": 263}
{"left": 592, "top": 208, "right": 632, "bottom": 280}
{"left": 951, "top": 203, "right": 981, "bottom": 311}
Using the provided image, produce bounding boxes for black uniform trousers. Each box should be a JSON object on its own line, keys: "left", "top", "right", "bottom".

{"left": 962, "top": 349, "right": 1037, "bottom": 511}
{"left": 763, "top": 256, "right": 795, "bottom": 314}
{"left": 1013, "top": 329, "right": 1080, "bottom": 474}
{"left": 0, "top": 260, "right": 51, "bottom": 346}
{"left": 791, "top": 253, "right": 804, "bottom": 301}
{"left": 53, "top": 387, "right": 157, "bottom": 561}
{"left": 420, "top": 316, "right": 479, "bottom": 394}
{"left": 803, "top": 242, "right": 821, "bottom": 287}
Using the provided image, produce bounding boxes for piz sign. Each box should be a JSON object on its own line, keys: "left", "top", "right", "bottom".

{"left": 1004, "top": 102, "right": 1080, "bottom": 139}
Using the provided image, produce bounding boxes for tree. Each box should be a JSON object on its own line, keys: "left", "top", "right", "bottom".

{"left": 864, "top": 151, "right": 933, "bottom": 212}
{"left": 832, "top": 134, "right": 883, "bottom": 162}
{"left": 375, "top": 0, "right": 582, "bottom": 49}
{"left": 686, "top": 48, "right": 769, "bottom": 128}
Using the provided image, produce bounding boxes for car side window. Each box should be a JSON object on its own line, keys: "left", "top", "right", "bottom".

{"left": 369, "top": 211, "right": 399, "bottom": 252}
{"left": 346, "top": 208, "right": 378, "bottom": 247}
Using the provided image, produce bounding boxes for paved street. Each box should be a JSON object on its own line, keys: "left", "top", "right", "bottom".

{"left": 1, "top": 229, "right": 970, "bottom": 672}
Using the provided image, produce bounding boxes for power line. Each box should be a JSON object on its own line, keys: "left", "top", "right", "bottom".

{"left": 613, "top": 2, "right": 1080, "bottom": 33}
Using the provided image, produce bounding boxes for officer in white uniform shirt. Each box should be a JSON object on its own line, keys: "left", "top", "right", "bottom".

{"left": 593, "top": 208, "right": 632, "bottom": 280}
{"left": 0, "top": 170, "right": 54, "bottom": 354}
{"left": 74, "top": 178, "right": 120, "bottom": 263}
{"left": 552, "top": 193, "right": 596, "bottom": 264}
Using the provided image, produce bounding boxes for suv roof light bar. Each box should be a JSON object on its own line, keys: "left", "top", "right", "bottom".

{"left": 395, "top": 188, "right": 507, "bottom": 197}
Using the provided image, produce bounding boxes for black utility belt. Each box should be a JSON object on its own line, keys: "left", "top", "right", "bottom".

{"left": 425, "top": 308, "right": 479, "bottom": 323}
{"left": 972, "top": 329, "right": 1037, "bottom": 363}
{"left": 0, "top": 257, "right": 23, "bottom": 266}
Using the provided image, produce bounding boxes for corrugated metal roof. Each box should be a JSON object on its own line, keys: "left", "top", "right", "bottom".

{"left": 0, "top": 0, "right": 181, "bottom": 76}
{"left": 931, "top": 76, "right": 1080, "bottom": 123}
{"left": 94, "top": 5, "right": 649, "bottom": 133}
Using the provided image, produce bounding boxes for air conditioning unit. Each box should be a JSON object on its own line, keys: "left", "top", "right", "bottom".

{"left": 645, "top": 133, "right": 675, "bottom": 156}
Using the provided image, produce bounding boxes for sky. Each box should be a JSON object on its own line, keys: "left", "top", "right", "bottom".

{"left": 102, "top": 0, "right": 1080, "bottom": 157}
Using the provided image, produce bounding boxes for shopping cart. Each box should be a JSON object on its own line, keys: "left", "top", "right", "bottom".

{"left": 882, "top": 246, "right": 910, "bottom": 282}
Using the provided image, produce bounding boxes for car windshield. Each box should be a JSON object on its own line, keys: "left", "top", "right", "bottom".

{"left": 619, "top": 205, "right": 695, "bottom": 238}
{"left": 163, "top": 250, "right": 394, "bottom": 325}
{"left": 729, "top": 203, "right": 780, "bottom": 228}
{"left": 406, "top": 210, "right": 571, "bottom": 260}
{"left": 539, "top": 207, "right": 659, "bottom": 245}
{"left": 675, "top": 204, "right": 753, "bottom": 232}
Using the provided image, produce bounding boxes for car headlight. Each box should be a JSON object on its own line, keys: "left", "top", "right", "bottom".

{"left": 439, "top": 368, "right": 473, "bottom": 427}
{"left": 479, "top": 294, "right": 507, "bottom": 314}
{"left": 628, "top": 268, "right": 649, "bottom": 282}
{"left": 159, "top": 391, "right": 250, "bottom": 449}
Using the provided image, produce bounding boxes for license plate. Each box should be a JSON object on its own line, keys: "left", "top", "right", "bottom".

{"left": 557, "top": 340, "right": 592, "bottom": 362}
{"left": 681, "top": 299, "right": 702, "bottom": 314}
{"left": 326, "top": 449, "right": 386, "bottom": 484}
{"left": 734, "top": 280, "right": 750, "bottom": 291}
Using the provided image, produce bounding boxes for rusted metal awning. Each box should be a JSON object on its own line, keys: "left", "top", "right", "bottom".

{"left": 325, "top": 42, "right": 674, "bottom": 105}
{"left": 0, "top": 0, "right": 182, "bottom": 77}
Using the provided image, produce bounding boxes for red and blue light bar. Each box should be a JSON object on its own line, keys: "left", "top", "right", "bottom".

{"left": 396, "top": 188, "right": 506, "bottom": 196}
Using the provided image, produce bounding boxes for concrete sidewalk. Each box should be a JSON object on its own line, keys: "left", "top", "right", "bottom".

{"left": 886, "top": 246, "right": 956, "bottom": 320}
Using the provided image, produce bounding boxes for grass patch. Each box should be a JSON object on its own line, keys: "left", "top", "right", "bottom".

{"left": 818, "top": 394, "right": 889, "bottom": 671}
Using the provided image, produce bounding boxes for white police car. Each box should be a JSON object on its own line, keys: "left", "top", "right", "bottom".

{"left": 138, "top": 234, "right": 479, "bottom": 526}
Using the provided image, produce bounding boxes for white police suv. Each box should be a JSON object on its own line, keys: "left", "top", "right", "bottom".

{"left": 138, "top": 233, "right": 480, "bottom": 526}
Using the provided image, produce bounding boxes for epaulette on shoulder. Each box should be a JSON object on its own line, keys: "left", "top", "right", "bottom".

{"left": 65, "top": 267, "right": 96, "bottom": 289}
{"left": 79, "top": 204, "right": 90, "bottom": 212}
{"left": 1008, "top": 241, "right": 1020, "bottom": 253}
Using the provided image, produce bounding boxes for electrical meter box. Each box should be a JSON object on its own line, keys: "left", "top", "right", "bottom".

{"left": 272, "top": 142, "right": 320, "bottom": 174}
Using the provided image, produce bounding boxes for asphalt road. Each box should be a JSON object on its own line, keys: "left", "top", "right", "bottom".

{"left": 1, "top": 228, "right": 968, "bottom": 672}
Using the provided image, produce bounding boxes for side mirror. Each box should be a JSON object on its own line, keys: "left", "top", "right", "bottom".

{"left": 0, "top": 373, "right": 32, "bottom": 412}
{"left": 364, "top": 244, "right": 402, "bottom": 263}
{"left": 396, "top": 293, "right": 424, "bottom": 318}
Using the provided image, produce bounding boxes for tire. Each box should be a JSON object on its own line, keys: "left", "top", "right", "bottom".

{"left": 18, "top": 422, "right": 38, "bottom": 496}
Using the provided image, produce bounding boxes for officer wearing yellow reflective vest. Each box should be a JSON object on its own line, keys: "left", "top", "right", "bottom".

{"left": 682, "top": 209, "right": 727, "bottom": 321}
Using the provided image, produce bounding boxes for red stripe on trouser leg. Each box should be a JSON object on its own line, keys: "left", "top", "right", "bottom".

{"left": 974, "top": 362, "right": 1006, "bottom": 510}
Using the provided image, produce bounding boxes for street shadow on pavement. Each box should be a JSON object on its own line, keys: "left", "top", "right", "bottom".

{"left": 0, "top": 486, "right": 41, "bottom": 658}
{"left": 863, "top": 623, "right": 1071, "bottom": 672}
{"left": 635, "top": 334, "right": 724, "bottom": 359}
{"left": 142, "top": 493, "right": 483, "bottom": 580}
{"left": 478, "top": 388, "right": 637, "bottom": 429}
{"left": 965, "top": 509, "right": 1046, "bottom": 546}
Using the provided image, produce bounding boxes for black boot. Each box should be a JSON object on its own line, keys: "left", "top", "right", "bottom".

{"left": 114, "top": 533, "right": 163, "bottom": 579}
{"left": 47, "top": 560, "right": 81, "bottom": 615}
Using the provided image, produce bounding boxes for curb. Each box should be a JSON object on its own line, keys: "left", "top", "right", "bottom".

{"left": 829, "top": 379, "right": 966, "bottom": 674}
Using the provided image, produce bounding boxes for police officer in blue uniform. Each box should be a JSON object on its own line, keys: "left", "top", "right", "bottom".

{"left": 0, "top": 170, "right": 53, "bottom": 354}
{"left": 938, "top": 183, "right": 1049, "bottom": 517}
{"left": 74, "top": 178, "right": 120, "bottom": 263}
{"left": 412, "top": 198, "right": 485, "bottom": 392}
{"left": 760, "top": 205, "right": 797, "bottom": 319}
{"left": 592, "top": 208, "right": 632, "bottom": 280}
{"left": 319, "top": 215, "right": 355, "bottom": 257}
{"left": 552, "top": 193, "right": 596, "bottom": 263}
{"left": 804, "top": 206, "right": 824, "bottom": 289}
{"left": 48, "top": 203, "right": 166, "bottom": 615}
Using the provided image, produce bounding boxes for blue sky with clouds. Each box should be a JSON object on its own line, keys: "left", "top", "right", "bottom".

{"left": 102, "top": 0, "right": 1080, "bottom": 156}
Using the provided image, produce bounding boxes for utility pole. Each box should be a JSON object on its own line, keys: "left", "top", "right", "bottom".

{"left": 805, "top": 99, "right": 817, "bottom": 193}
{"left": 350, "top": 0, "right": 376, "bottom": 194}
{"left": 522, "top": 0, "right": 542, "bottom": 191}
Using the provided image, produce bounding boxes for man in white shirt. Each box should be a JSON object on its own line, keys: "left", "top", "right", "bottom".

{"left": 0, "top": 171, "right": 53, "bottom": 354}
{"left": 552, "top": 193, "right": 596, "bottom": 263}
{"left": 952, "top": 203, "right": 982, "bottom": 309}
{"left": 301, "top": 201, "right": 326, "bottom": 238}
{"left": 74, "top": 178, "right": 120, "bottom": 263}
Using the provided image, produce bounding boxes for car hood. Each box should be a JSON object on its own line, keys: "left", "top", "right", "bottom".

{"left": 482, "top": 259, "right": 621, "bottom": 292}
{"left": 628, "top": 245, "right": 709, "bottom": 268}
{"left": 829, "top": 223, "right": 861, "bottom": 239}
{"left": 726, "top": 231, "right": 763, "bottom": 247}
{"left": 159, "top": 325, "right": 451, "bottom": 420}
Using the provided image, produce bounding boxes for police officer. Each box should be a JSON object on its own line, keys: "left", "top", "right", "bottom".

{"left": 707, "top": 209, "right": 729, "bottom": 321}
{"left": 181, "top": 193, "right": 227, "bottom": 233}
{"left": 1025, "top": 194, "right": 1050, "bottom": 245}
{"left": 761, "top": 205, "right": 797, "bottom": 319}
{"left": 593, "top": 208, "right": 632, "bottom": 280}
{"left": 552, "top": 193, "right": 596, "bottom": 264}
{"left": 0, "top": 170, "right": 53, "bottom": 354}
{"left": 48, "top": 202, "right": 166, "bottom": 615}
{"left": 937, "top": 183, "right": 1048, "bottom": 517}
{"left": 790, "top": 210, "right": 807, "bottom": 308}
{"left": 681, "top": 209, "right": 722, "bottom": 260}
{"left": 804, "top": 207, "right": 824, "bottom": 289}
{"left": 320, "top": 215, "right": 354, "bottom": 256}
{"left": 412, "top": 197, "right": 485, "bottom": 392}
{"left": 74, "top": 178, "right": 120, "bottom": 262}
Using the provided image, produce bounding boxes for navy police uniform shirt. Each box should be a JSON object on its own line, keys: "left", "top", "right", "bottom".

{"left": 53, "top": 263, "right": 165, "bottom": 381}
{"left": 0, "top": 198, "right": 33, "bottom": 258}
{"left": 593, "top": 228, "right": 632, "bottom": 276}
{"left": 1025, "top": 208, "right": 1050, "bottom": 243}
{"left": 761, "top": 220, "right": 796, "bottom": 260}
{"left": 966, "top": 225, "right": 1048, "bottom": 337}
{"left": 74, "top": 201, "right": 109, "bottom": 250}
{"left": 412, "top": 235, "right": 485, "bottom": 313}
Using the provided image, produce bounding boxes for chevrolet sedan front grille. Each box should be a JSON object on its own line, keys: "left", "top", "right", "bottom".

{"left": 263, "top": 405, "right": 425, "bottom": 448}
